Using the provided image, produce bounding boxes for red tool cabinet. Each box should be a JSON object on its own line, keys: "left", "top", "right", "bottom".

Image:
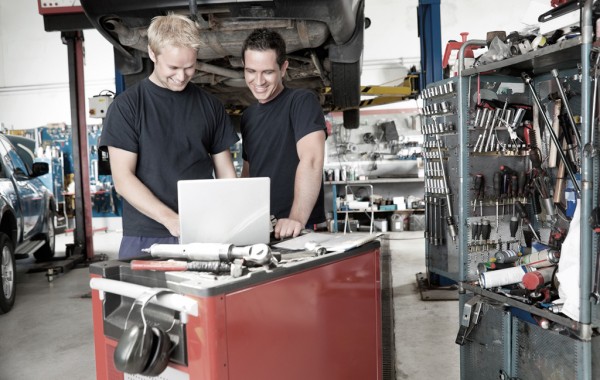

{"left": 90, "top": 242, "right": 382, "bottom": 380}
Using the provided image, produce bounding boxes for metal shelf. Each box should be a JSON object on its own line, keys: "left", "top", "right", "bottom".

{"left": 462, "top": 36, "right": 582, "bottom": 77}
{"left": 461, "top": 283, "right": 583, "bottom": 337}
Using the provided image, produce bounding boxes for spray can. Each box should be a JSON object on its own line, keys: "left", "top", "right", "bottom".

{"left": 479, "top": 265, "right": 533, "bottom": 289}
{"left": 517, "top": 249, "right": 560, "bottom": 268}
{"left": 494, "top": 249, "right": 521, "bottom": 264}
{"left": 521, "top": 266, "right": 556, "bottom": 290}
{"left": 476, "top": 260, "right": 515, "bottom": 275}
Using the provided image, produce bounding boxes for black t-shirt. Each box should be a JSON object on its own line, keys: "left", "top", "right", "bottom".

{"left": 241, "top": 87, "right": 326, "bottom": 225}
{"left": 101, "top": 78, "right": 239, "bottom": 237}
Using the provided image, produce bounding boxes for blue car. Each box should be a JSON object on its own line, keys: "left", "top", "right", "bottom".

{"left": 0, "top": 134, "right": 58, "bottom": 314}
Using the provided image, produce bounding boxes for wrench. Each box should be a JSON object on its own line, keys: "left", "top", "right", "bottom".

{"left": 143, "top": 243, "right": 273, "bottom": 266}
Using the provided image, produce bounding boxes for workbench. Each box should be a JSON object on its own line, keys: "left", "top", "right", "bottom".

{"left": 89, "top": 241, "right": 382, "bottom": 380}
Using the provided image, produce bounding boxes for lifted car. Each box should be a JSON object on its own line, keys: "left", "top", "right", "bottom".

{"left": 80, "top": 0, "right": 365, "bottom": 128}
{"left": 0, "top": 134, "right": 57, "bottom": 314}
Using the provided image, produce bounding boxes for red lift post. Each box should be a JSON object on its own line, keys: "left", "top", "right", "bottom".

{"left": 38, "top": 2, "right": 95, "bottom": 259}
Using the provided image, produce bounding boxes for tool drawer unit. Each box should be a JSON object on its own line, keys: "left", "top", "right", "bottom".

{"left": 422, "top": 2, "right": 600, "bottom": 379}
{"left": 89, "top": 242, "right": 382, "bottom": 380}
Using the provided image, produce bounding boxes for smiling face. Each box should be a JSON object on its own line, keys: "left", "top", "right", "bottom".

{"left": 243, "top": 49, "right": 288, "bottom": 104}
{"left": 148, "top": 44, "right": 197, "bottom": 92}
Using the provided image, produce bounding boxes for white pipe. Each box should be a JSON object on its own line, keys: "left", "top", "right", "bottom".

{"left": 89, "top": 278, "right": 199, "bottom": 323}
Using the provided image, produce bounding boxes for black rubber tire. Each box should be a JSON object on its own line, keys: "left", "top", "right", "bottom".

{"left": 331, "top": 61, "right": 361, "bottom": 110}
{"left": 343, "top": 108, "right": 360, "bottom": 129}
{"left": 34, "top": 211, "right": 56, "bottom": 262}
{"left": 0, "top": 232, "right": 16, "bottom": 314}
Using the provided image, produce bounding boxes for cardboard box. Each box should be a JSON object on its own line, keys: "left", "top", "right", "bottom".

{"left": 374, "top": 219, "right": 388, "bottom": 232}
{"left": 392, "top": 197, "right": 406, "bottom": 209}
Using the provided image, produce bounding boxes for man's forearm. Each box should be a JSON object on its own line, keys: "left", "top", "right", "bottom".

{"left": 108, "top": 147, "right": 179, "bottom": 235}
{"left": 213, "top": 150, "right": 237, "bottom": 178}
{"left": 113, "top": 172, "right": 179, "bottom": 235}
{"left": 288, "top": 160, "right": 322, "bottom": 225}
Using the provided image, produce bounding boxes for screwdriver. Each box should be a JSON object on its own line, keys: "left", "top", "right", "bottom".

{"left": 479, "top": 175, "right": 485, "bottom": 216}
{"left": 518, "top": 171, "right": 527, "bottom": 199}
{"left": 529, "top": 148, "right": 543, "bottom": 171}
{"left": 131, "top": 260, "right": 232, "bottom": 273}
{"left": 510, "top": 216, "right": 519, "bottom": 239}
{"left": 515, "top": 201, "right": 541, "bottom": 241}
{"left": 493, "top": 172, "right": 502, "bottom": 232}
{"left": 499, "top": 165, "right": 516, "bottom": 216}
{"left": 481, "top": 220, "right": 492, "bottom": 251}
{"left": 511, "top": 174, "right": 518, "bottom": 215}
{"left": 502, "top": 173, "right": 511, "bottom": 216}
{"left": 473, "top": 174, "right": 484, "bottom": 214}
{"left": 471, "top": 221, "right": 480, "bottom": 240}
{"left": 471, "top": 221, "right": 481, "bottom": 250}
{"left": 499, "top": 165, "right": 518, "bottom": 176}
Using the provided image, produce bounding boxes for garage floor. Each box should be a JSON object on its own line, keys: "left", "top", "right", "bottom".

{"left": 0, "top": 230, "right": 459, "bottom": 380}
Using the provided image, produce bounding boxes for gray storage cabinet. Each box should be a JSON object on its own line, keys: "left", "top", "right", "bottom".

{"left": 422, "top": 2, "right": 599, "bottom": 378}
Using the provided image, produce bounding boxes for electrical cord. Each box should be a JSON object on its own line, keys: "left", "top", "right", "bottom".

{"left": 97, "top": 89, "right": 115, "bottom": 97}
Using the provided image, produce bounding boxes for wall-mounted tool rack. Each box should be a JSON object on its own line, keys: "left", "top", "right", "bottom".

{"left": 422, "top": 2, "right": 600, "bottom": 379}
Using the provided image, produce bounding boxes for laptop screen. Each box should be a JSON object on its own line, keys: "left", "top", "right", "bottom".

{"left": 177, "top": 177, "right": 271, "bottom": 245}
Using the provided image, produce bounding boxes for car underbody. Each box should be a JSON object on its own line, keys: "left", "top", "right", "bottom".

{"left": 81, "top": 0, "right": 365, "bottom": 127}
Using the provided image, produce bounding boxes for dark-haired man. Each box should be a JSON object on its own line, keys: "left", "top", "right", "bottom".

{"left": 241, "top": 28, "right": 327, "bottom": 239}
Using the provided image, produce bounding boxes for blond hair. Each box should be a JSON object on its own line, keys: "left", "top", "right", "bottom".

{"left": 147, "top": 13, "right": 201, "bottom": 55}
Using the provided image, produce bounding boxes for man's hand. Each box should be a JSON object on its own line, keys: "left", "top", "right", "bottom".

{"left": 274, "top": 218, "right": 304, "bottom": 239}
{"left": 162, "top": 214, "right": 181, "bottom": 237}
{"left": 109, "top": 147, "right": 181, "bottom": 238}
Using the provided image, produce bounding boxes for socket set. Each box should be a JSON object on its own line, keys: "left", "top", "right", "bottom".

{"left": 421, "top": 77, "right": 458, "bottom": 136}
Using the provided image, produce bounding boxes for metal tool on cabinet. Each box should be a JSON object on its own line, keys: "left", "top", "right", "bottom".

{"left": 455, "top": 295, "right": 483, "bottom": 346}
{"left": 435, "top": 138, "right": 458, "bottom": 241}
{"left": 521, "top": 72, "right": 580, "bottom": 196}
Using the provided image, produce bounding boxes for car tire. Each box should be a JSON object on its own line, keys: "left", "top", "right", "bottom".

{"left": 0, "top": 232, "right": 16, "bottom": 314}
{"left": 331, "top": 61, "right": 361, "bottom": 110}
{"left": 34, "top": 211, "right": 56, "bottom": 262}
{"left": 343, "top": 109, "right": 360, "bottom": 129}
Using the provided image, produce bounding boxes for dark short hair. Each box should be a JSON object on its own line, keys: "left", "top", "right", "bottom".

{"left": 241, "top": 28, "right": 287, "bottom": 67}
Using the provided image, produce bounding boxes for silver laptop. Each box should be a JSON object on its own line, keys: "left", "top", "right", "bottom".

{"left": 177, "top": 177, "right": 271, "bottom": 245}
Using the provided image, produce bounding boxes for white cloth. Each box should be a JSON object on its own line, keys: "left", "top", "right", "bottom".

{"left": 556, "top": 200, "right": 581, "bottom": 321}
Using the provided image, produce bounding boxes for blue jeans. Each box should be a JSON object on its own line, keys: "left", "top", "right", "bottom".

{"left": 119, "top": 236, "right": 179, "bottom": 260}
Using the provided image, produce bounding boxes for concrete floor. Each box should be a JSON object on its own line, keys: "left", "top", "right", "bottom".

{"left": 0, "top": 230, "right": 459, "bottom": 379}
